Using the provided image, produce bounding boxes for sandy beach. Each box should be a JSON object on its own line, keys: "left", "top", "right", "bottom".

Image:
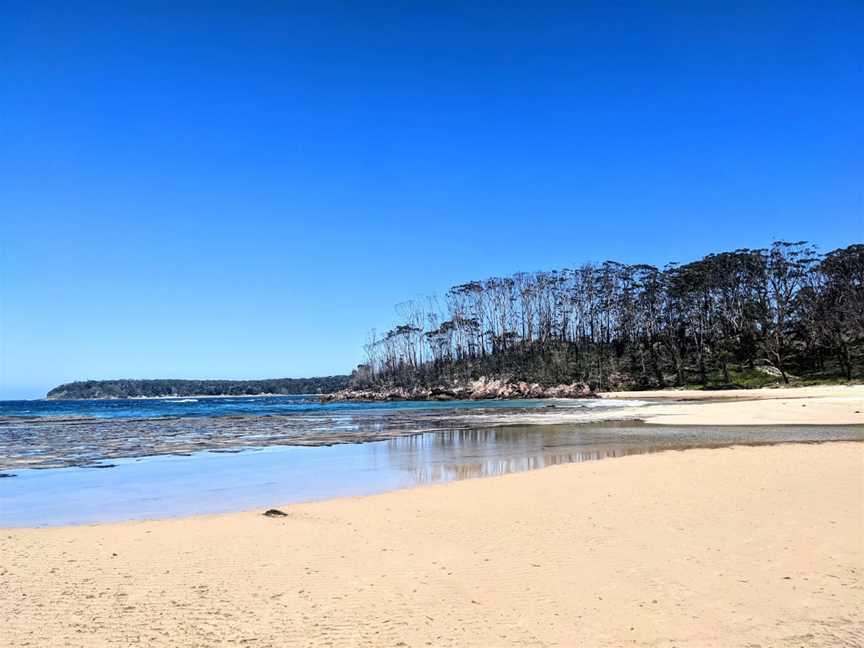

{"left": 2, "top": 387, "right": 863, "bottom": 647}
{"left": 605, "top": 384, "right": 864, "bottom": 425}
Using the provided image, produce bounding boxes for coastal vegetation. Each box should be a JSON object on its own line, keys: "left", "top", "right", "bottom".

{"left": 350, "top": 242, "right": 863, "bottom": 393}
{"left": 46, "top": 376, "right": 349, "bottom": 400}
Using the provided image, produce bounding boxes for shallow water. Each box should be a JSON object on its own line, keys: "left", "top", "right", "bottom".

{"left": 1, "top": 421, "right": 861, "bottom": 527}
{"left": 0, "top": 397, "right": 647, "bottom": 469}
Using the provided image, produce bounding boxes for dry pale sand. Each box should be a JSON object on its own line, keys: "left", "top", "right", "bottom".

{"left": 602, "top": 384, "right": 864, "bottom": 425}
{"left": 2, "top": 441, "right": 863, "bottom": 648}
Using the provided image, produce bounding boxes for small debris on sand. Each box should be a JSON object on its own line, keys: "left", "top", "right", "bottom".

{"left": 263, "top": 509, "right": 288, "bottom": 518}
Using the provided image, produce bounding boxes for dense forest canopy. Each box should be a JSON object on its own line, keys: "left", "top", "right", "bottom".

{"left": 352, "top": 242, "right": 863, "bottom": 391}
{"left": 47, "top": 376, "right": 350, "bottom": 399}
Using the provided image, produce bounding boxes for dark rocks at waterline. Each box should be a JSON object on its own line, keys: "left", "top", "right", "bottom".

{"left": 0, "top": 473, "right": 17, "bottom": 478}
{"left": 320, "top": 377, "right": 596, "bottom": 403}
{"left": 263, "top": 509, "right": 288, "bottom": 518}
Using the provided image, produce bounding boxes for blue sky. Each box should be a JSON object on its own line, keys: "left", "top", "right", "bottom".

{"left": 1, "top": 2, "right": 862, "bottom": 399}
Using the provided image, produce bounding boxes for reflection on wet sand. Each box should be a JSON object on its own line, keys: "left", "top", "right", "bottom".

{"left": 406, "top": 450, "right": 642, "bottom": 483}
{"left": 380, "top": 423, "right": 864, "bottom": 485}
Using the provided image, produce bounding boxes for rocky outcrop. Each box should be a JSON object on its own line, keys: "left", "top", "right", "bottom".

{"left": 320, "top": 377, "right": 595, "bottom": 402}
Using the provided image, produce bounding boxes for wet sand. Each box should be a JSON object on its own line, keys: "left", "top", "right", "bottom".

{"left": 2, "top": 441, "right": 862, "bottom": 647}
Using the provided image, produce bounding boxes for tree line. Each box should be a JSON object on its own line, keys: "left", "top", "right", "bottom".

{"left": 352, "top": 242, "right": 863, "bottom": 391}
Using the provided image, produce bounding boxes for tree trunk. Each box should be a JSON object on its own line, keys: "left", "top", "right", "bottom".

{"left": 838, "top": 342, "right": 852, "bottom": 380}
{"left": 650, "top": 343, "right": 666, "bottom": 388}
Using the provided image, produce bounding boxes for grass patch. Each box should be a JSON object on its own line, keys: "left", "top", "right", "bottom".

{"left": 727, "top": 368, "right": 782, "bottom": 389}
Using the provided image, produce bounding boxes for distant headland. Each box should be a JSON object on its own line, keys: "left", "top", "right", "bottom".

{"left": 46, "top": 377, "right": 350, "bottom": 400}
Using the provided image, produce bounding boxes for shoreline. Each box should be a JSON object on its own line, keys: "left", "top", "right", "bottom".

{"left": 1, "top": 385, "right": 861, "bottom": 525}
{"left": 3, "top": 386, "right": 861, "bottom": 471}
{"left": 3, "top": 441, "right": 861, "bottom": 646}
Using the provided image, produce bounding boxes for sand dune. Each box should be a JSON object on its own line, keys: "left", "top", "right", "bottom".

{"left": 3, "top": 441, "right": 862, "bottom": 647}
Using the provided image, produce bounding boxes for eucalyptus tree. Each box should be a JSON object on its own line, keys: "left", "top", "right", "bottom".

{"left": 757, "top": 241, "right": 818, "bottom": 383}
{"left": 356, "top": 241, "right": 861, "bottom": 390}
{"left": 807, "top": 244, "right": 864, "bottom": 379}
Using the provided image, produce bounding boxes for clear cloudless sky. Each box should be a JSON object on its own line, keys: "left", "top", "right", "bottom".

{"left": 1, "top": 1, "right": 862, "bottom": 399}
